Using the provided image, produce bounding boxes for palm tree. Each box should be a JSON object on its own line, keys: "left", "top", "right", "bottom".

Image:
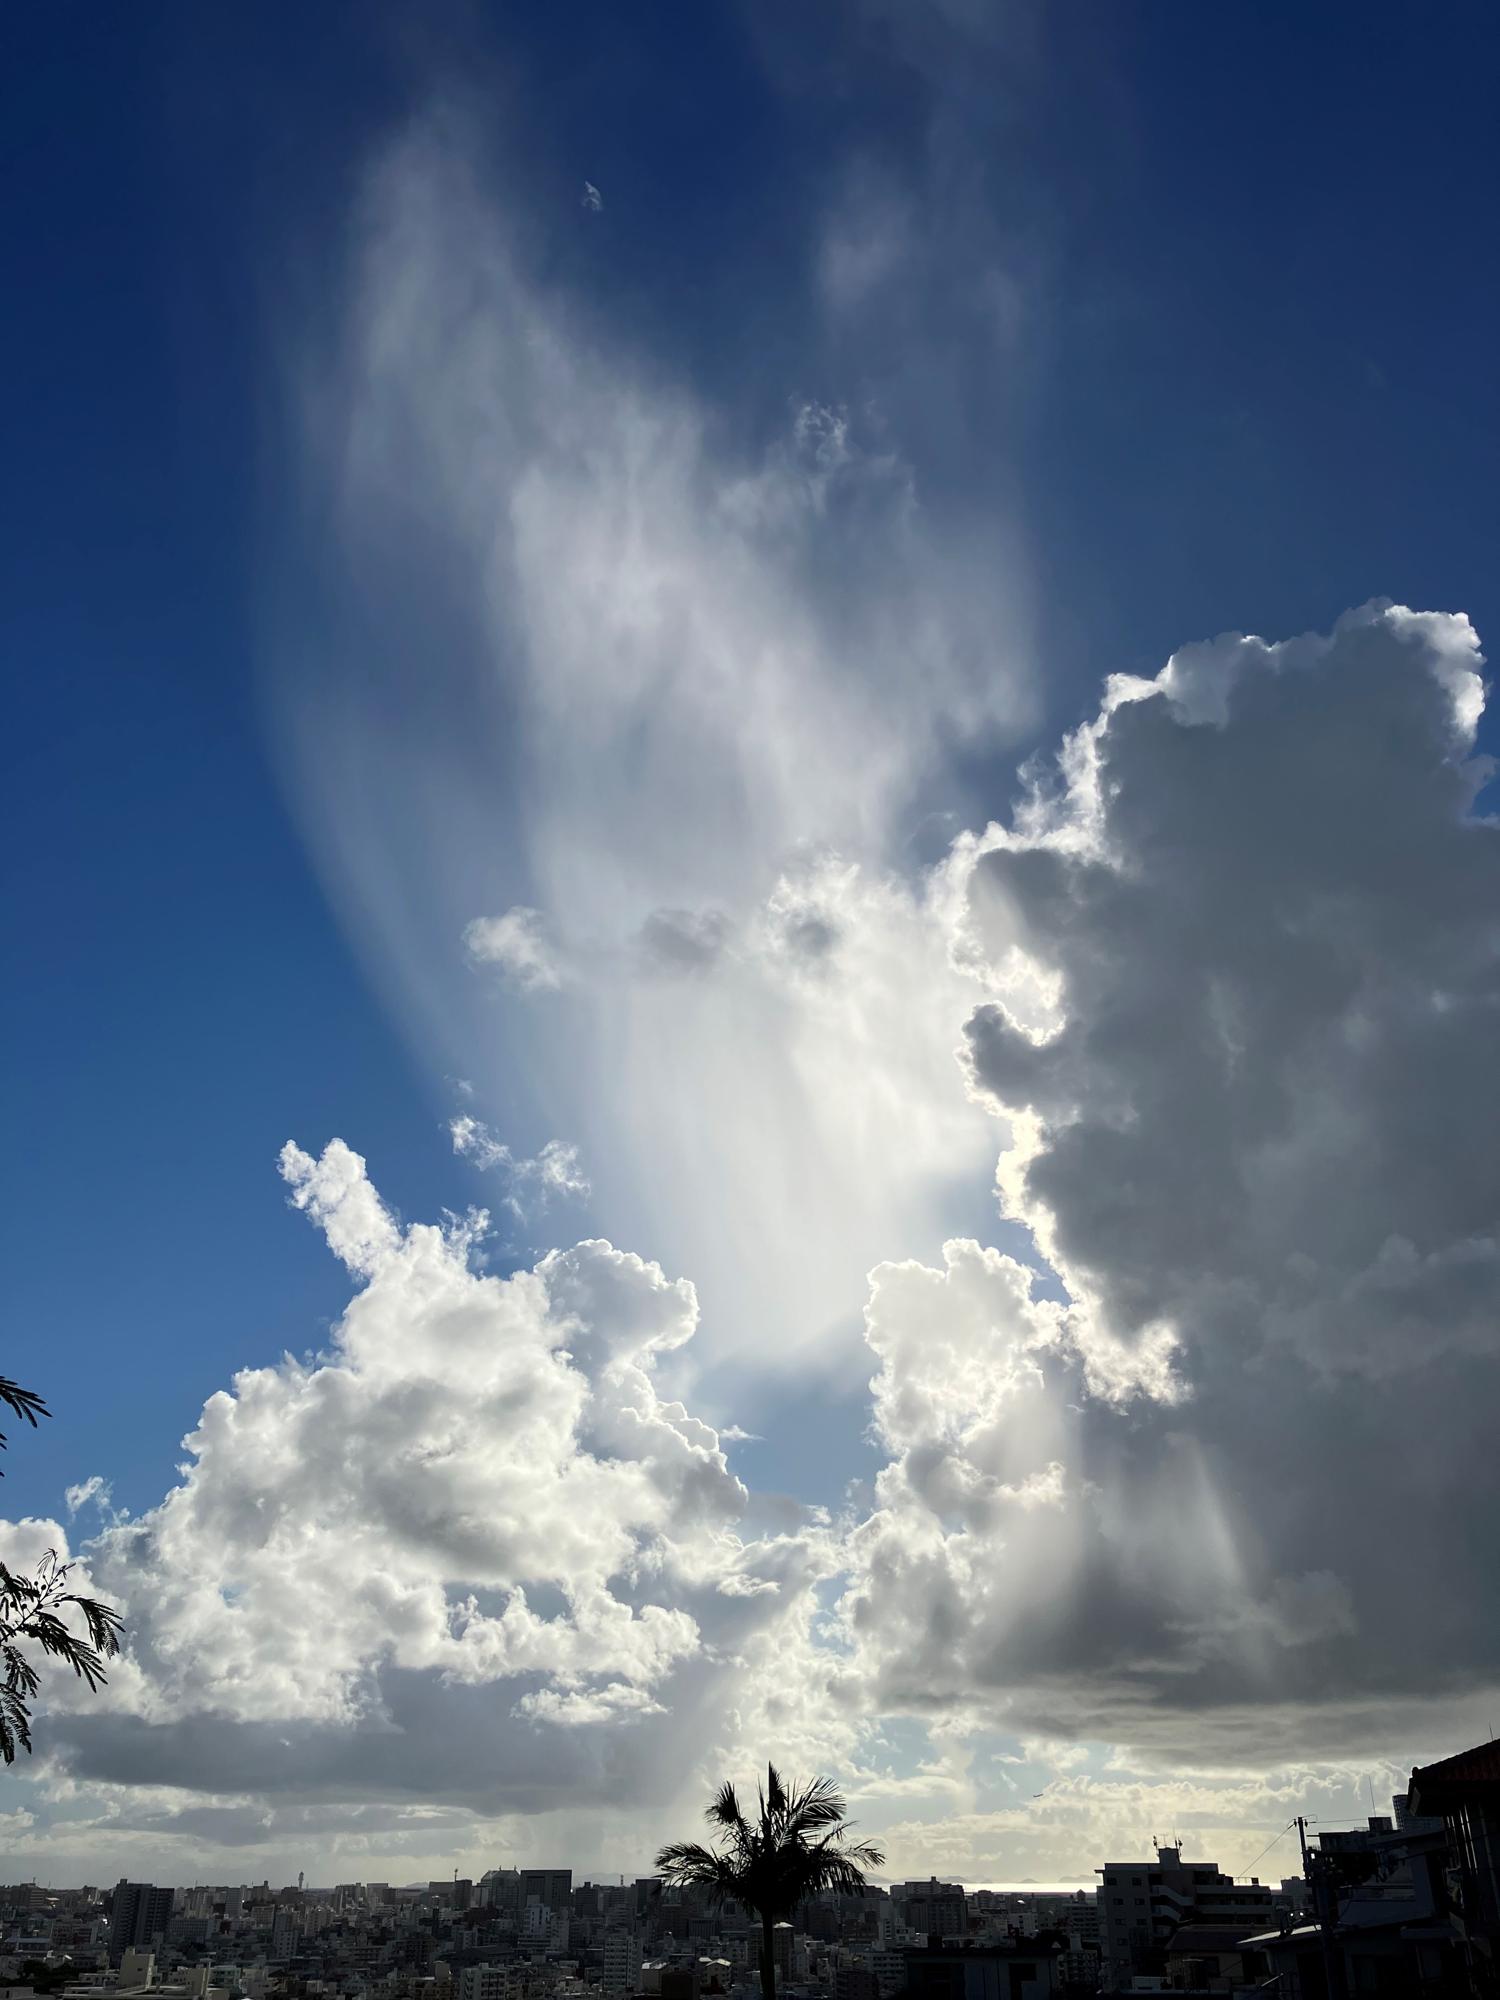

{"left": 655, "top": 1765, "right": 884, "bottom": 2000}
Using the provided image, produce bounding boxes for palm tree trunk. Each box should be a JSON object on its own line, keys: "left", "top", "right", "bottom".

{"left": 760, "top": 1911, "right": 777, "bottom": 2000}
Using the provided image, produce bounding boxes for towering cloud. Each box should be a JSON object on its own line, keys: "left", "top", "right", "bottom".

{"left": 839, "top": 602, "right": 1500, "bottom": 1767}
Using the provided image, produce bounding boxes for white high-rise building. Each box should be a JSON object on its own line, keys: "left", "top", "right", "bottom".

{"left": 604, "top": 1930, "right": 643, "bottom": 1992}
{"left": 459, "top": 1966, "right": 516, "bottom": 2000}
{"left": 523, "top": 1898, "right": 552, "bottom": 1939}
{"left": 270, "top": 1907, "right": 301, "bottom": 1959}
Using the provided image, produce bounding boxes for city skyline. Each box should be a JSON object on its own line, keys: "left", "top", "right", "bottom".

{"left": 8, "top": 1763, "right": 1497, "bottom": 1998}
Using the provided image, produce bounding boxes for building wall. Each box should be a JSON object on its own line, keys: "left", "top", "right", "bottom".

{"left": 603, "top": 1931, "right": 643, "bottom": 1992}
{"left": 904, "top": 1946, "right": 1057, "bottom": 2000}
{"left": 891, "top": 1885, "right": 967, "bottom": 1940}
{"left": 1097, "top": 1848, "right": 1272, "bottom": 1980}
{"left": 111, "top": 1886, "right": 174, "bottom": 1959}
{"left": 520, "top": 1874, "right": 572, "bottom": 1917}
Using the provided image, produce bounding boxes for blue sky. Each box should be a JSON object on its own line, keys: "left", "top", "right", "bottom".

{"left": 7, "top": 0, "right": 1496, "bottom": 1520}
{"left": 4, "top": 1, "right": 1500, "bottom": 1884}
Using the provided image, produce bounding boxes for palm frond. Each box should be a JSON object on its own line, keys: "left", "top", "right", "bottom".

{"left": 798, "top": 1839, "right": 886, "bottom": 1900}
{"left": 654, "top": 1843, "right": 745, "bottom": 1907}
{"left": 764, "top": 1763, "right": 787, "bottom": 1818}
{"left": 707, "top": 1781, "right": 747, "bottom": 1834}
{"left": 781, "top": 1775, "right": 848, "bottom": 1840}
{"left": 656, "top": 1840, "right": 720, "bottom": 1876}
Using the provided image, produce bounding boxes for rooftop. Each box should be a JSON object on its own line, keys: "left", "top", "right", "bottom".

{"left": 1409, "top": 1739, "right": 1500, "bottom": 1815}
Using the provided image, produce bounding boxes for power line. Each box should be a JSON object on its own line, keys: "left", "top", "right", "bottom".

{"left": 1245, "top": 1822, "right": 1296, "bottom": 1873}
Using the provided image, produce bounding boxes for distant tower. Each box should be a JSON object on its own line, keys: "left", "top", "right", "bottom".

{"left": 298, "top": 1872, "right": 305, "bottom": 1893}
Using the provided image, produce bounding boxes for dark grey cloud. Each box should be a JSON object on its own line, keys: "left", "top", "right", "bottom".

{"left": 968, "top": 603, "right": 1497, "bottom": 1381}
{"left": 841, "top": 603, "right": 1500, "bottom": 1759}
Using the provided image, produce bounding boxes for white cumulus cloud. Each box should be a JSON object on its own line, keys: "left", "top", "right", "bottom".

{"left": 449, "top": 1115, "right": 590, "bottom": 1210}
{"left": 29, "top": 1142, "right": 850, "bottom": 1874}
{"left": 463, "top": 907, "right": 566, "bottom": 990}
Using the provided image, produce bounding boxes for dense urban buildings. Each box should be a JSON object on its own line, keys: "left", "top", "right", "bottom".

{"left": 1094, "top": 1846, "right": 1275, "bottom": 1983}
{"left": 5, "top": 1748, "right": 1500, "bottom": 2000}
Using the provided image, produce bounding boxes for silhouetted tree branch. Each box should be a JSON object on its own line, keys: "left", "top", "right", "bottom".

{"left": 0, "top": 1378, "right": 49, "bottom": 1463}
{"left": 0, "top": 1375, "right": 123, "bottom": 1763}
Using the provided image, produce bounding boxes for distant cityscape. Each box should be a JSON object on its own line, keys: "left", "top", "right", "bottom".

{"left": 4, "top": 1739, "right": 1499, "bottom": 1999}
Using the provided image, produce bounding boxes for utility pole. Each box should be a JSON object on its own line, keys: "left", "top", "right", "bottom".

{"left": 1297, "top": 1817, "right": 1343, "bottom": 2000}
